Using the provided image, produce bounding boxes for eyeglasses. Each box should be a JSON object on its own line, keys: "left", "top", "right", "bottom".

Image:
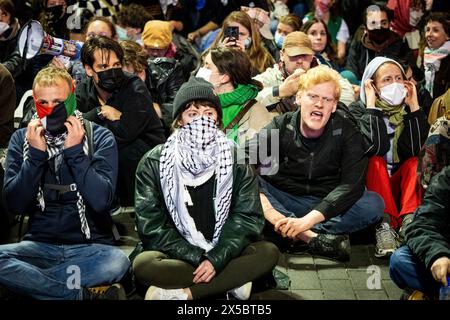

{"left": 306, "top": 93, "right": 335, "bottom": 105}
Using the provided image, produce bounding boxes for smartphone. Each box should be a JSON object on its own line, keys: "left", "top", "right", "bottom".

{"left": 224, "top": 26, "right": 239, "bottom": 42}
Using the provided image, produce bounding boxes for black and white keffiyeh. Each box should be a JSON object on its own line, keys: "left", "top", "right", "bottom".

{"left": 23, "top": 110, "right": 91, "bottom": 239}
{"left": 160, "top": 116, "right": 233, "bottom": 251}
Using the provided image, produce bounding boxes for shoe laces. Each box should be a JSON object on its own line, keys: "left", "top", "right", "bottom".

{"left": 376, "top": 223, "right": 399, "bottom": 248}
{"left": 88, "top": 285, "right": 111, "bottom": 295}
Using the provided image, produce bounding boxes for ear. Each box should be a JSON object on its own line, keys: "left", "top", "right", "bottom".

{"left": 85, "top": 64, "right": 94, "bottom": 77}
{"left": 295, "top": 91, "right": 302, "bottom": 106}
{"left": 221, "top": 73, "right": 231, "bottom": 85}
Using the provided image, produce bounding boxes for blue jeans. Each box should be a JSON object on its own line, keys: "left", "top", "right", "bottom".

{"left": 0, "top": 241, "right": 130, "bottom": 300}
{"left": 259, "top": 178, "right": 384, "bottom": 234}
{"left": 390, "top": 246, "right": 440, "bottom": 295}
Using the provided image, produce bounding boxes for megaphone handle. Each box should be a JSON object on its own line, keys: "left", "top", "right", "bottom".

{"left": 22, "top": 24, "right": 32, "bottom": 61}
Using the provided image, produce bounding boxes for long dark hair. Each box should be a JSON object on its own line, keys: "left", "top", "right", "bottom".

{"left": 209, "top": 46, "right": 263, "bottom": 90}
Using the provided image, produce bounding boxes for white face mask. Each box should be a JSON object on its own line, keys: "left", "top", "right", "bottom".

{"left": 195, "top": 67, "right": 212, "bottom": 82}
{"left": 274, "top": 31, "right": 284, "bottom": 49}
{"left": 0, "top": 22, "right": 9, "bottom": 36}
{"left": 244, "top": 37, "right": 252, "bottom": 49}
{"left": 409, "top": 9, "right": 423, "bottom": 27}
{"left": 379, "top": 82, "right": 406, "bottom": 106}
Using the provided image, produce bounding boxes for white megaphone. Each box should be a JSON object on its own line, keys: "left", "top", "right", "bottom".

{"left": 18, "top": 20, "right": 83, "bottom": 61}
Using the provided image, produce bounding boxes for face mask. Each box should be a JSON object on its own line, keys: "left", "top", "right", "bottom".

{"left": 0, "top": 22, "right": 9, "bottom": 36}
{"left": 195, "top": 67, "right": 212, "bottom": 82}
{"left": 45, "top": 5, "right": 64, "bottom": 21}
{"left": 367, "top": 27, "right": 390, "bottom": 43}
{"left": 379, "top": 82, "right": 406, "bottom": 106}
{"left": 96, "top": 68, "right": 125, "bottom": 93}
{"left": 274, "top": 31, "right": 285, "bottom": 49}
{"left": 35, "top": 93, "right": 77, "bottom": 134}
{"left": 116, "top": 25, "right": 129, "bottom": 41}
{"left": 244, "top": 37, "right": 252, "bottom": 50}
{"left": 409, "top": 9, "right": 423, "bottom": 27}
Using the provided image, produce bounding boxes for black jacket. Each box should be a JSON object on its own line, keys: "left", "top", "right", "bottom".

{"left": 345, "top": 32, "right": 411, "bottom": 80}
{"left": 0, "top": 19, "right": 20, "bottom": 75}
{"left": 349, "top": 100, "right": 429, "bottom": 165}
{"left": 431, "top": 54, "right": 450, "bottom": 100}
{"left": 406, "top": 166, "right": 450, "bottom": 270}
{"left": 76, "top": 72, "right": 166, "bottom": 150}
{"left": 146, "top": 57, "right": 184, "bottom": 129}
{"left": 250, "top": 109, "right": 368, "bottom": 220}
{"left": 3, "top": 123, "right": 118, "bottom": 245}
{"left": 133, "top": 144, "right": 265, "bottom": 273}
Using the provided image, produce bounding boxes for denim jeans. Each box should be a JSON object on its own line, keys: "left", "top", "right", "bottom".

{"left": 389, "top": 245, "right": 441, "bottom": 295}
{"left": 259, "top": 177, "right": 384, "bottom": 235}
{"left": 0, "top": 240, "right": 130, "bottom": 300}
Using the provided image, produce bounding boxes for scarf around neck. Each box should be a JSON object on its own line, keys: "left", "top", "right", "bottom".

{"left": 424, "top": 40, "right": 450, "bottom": 97}
{"left": 219, "top": 84, "right": 258, "bottom": 142}
{"left": 375, "top": 98, "right": 407, "bottom": 163}
{"left": 23, "top": 110, "right": 91, "bottom": 239}
{"left": 159, "top": 116, "right": 233, "bottom": 251}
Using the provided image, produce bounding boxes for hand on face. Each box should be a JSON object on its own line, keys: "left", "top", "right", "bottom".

{"left": 26, "top": 119, "right": 47, "bottom": 152}
{"left": 364, "top": 79, "right": 377, "bottom": 108}
{"left": 403, "top": 80, "right": 420, "bottom": 112}
{"left": 64, "top": 116, "right": 85, "bottom": 149}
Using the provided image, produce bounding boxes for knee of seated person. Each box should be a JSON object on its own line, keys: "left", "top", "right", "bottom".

{"left": 368, "top": 156, "right": 386, "bottom": 168}
{"left": 132, "top": 251, "right": 162, "bottom": 283}
{"left": 260, "top": 241, "right": 281, "bottom": 267}
{"left": 364, "top": 191, "right": 385, "bottom": 222}
{"left": 401, "top": 157, "right": 419, "bottom": 170}
{"left": 389, "top": 247, "right": 408, "bottom": 277}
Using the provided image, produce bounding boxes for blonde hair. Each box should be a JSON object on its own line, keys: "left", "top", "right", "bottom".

{"left": 33, "top": 66, "right": 73, "bottom": 91}
{"left": 298, "top": 65, "right": 341, "bottom": 100}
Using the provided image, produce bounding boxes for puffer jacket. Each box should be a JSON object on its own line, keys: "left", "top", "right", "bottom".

{"left": 406, "top": 165, "right": 450, "bottom": 270}
{"left": 146, "top": 57, "right": 184, "bottom": 129}
{"left": 132, "top": 144, "right": 265, "bottom": 273}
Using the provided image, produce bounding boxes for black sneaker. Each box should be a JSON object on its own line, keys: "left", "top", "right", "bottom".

{"left": 82, "top": 283, "right": 127, "bottom": 300}
{"left": 308, "top": 233, "right": 351, "bottom": 262}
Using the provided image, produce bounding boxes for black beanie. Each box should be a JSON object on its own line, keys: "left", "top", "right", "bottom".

{"left": 172, "top": 76, "right": 222, "bottom": 120}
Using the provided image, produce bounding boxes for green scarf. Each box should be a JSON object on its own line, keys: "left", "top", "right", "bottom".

{"left": 375, "top": 99, "right": 407, "bottom": 163}
{"left": 219, "top": 84, "right": 258, "bottom": 142}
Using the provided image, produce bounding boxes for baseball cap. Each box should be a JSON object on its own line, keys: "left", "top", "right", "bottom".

{"left": 282, "top": 31, "right": 314, "bottom": 56}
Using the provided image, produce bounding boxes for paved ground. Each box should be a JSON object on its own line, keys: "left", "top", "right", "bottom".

{"left": 114, "top": 211, "right": 404, "bottom": 301}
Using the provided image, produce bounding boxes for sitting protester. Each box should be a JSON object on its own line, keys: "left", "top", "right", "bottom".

{"left": 196, "top": 47, "right": 274, "bottom": 144}
{"left": 132, "top": 76, "right": 279, "bottom": 300}
{"left": 390, "top": 166, "right": 450, "bottom": 300}
{"left": 249, "top": 65, "right": 384, "bottom": 262}
{"left": 349, "top": 57, "right": 429, "bottom": 255}
{"left": 77, "top": 36, "right": 166, "bottom": 207}
{"left": 0, "top": 67, "right": 130, "bottom": 300}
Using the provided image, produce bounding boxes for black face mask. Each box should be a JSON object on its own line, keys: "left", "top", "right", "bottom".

{"left": 45, "top": 5, "right": 64, "bottom": 22}
{"left": 95, "top": 68, "right": 125, "bottom": 93}
{"left": 367, "top": 27, "right": 390, "bottom": 44}
{"left": 44, "top": 101, "right": 68, "bottom": 135}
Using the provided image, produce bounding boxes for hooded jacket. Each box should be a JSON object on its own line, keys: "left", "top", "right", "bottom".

{"left": 3, "top": 122, "right": 118, "bottom": 245}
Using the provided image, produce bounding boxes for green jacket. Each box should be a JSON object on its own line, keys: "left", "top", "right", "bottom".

{"left": 406, "top": 166, "right": 450, "bottom": 270}
{"left": 132, "top": 144, "right": 265, "bottom": 273}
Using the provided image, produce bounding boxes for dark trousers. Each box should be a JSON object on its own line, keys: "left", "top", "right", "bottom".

{"left": 132, "top": 241, "right": 279, "bottom": 299}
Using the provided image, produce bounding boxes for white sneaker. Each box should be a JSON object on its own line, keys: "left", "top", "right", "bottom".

{"left": 227, "top": 282, "right": 252, "bottom": 300}
{"left": 145, "top": 286, "right": 188, "bottom": 300}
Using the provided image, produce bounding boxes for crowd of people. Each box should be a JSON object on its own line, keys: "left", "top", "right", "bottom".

{"left": 0, "top": 0, "right": 449, "bottom": 301}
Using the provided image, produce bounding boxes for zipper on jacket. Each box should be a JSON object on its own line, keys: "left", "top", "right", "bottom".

{"left": 307, "top": 152, "right": 314, "bottom": 194}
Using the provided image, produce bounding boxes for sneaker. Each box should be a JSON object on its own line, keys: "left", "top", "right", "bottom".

{"left": 109, "top": 205, "right": 122, "bottom": 216}
{"left": 398, "top": 213, "right": 414, "bottom": 242}
{"left": 308, "top": 233, "right": 351, "bottom": 262}
{"left": 400, "top": 289, "right": 431, "bottom": 300}
{"left": 145, "top": 286, "right": 188, "bottom": 300}
{"left": 227, "top": 282, "right": 252, "bottom": 300}
{"left": 83, "top": 283, "right": 127, "bottom": 300}
{"left": 375, "top": 222, "right": 400, "bottom": 258}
